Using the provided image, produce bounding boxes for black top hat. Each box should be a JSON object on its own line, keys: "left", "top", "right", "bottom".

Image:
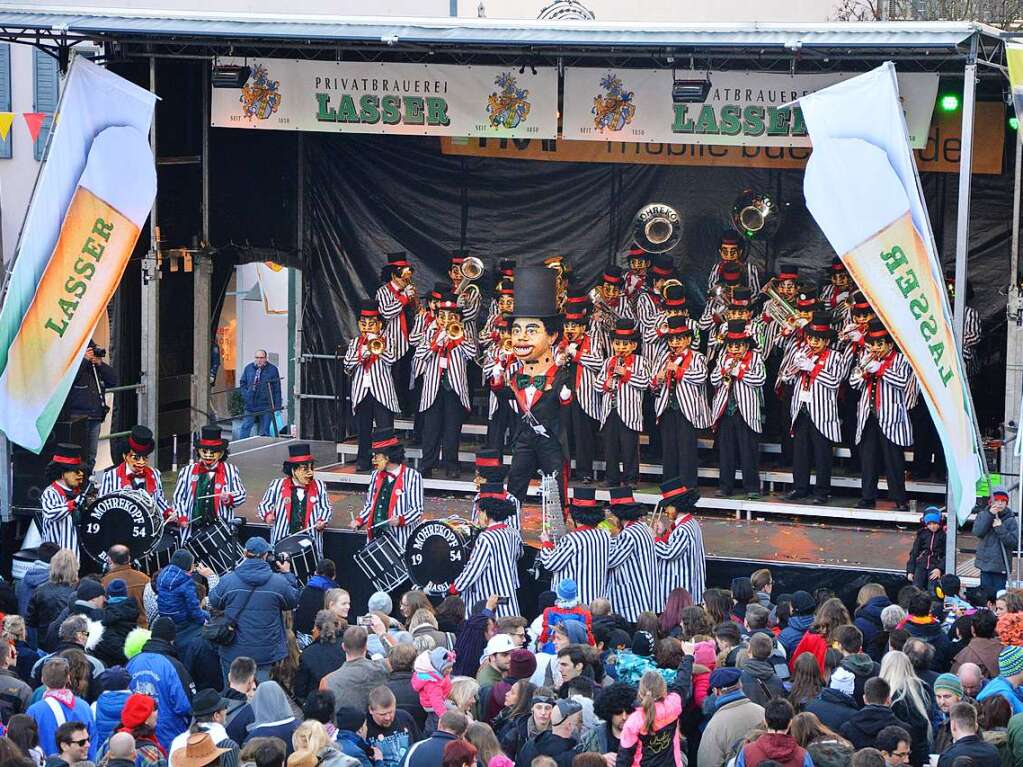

{"left": 729, "top": 287, "right": 753, "bottom": 308}
{"left": 658, "top": 477, "right": 699, "bottom": 513}
{"left": 371, "top": 429, "right": 401, "bottom": 455}
{"left": 662, "top": 283, "right": 686, "bottom": 304}
{"left": 723, "top": 319, "right": 753, "bottom": 346}
{"left": 829, "top": 256, "right": 846, "bottom": 273}
{"left": 436, "top": 292, "right": 462, "bottom": 313}
{"left": 795, "top": 286, "right": 819, "bottom": 310}
{"left": 651, "top": 254, "right": 676, "bottom": 277}
{"left": 194, "top": 425, "right": 228, "bottom": 451}
{"left": 720, "top": 262, "right": 743, "bottom": 284}
{"left": 565, "top": 286, "right": 590, "bottom": 306}
{"left": 805, "top": 312, "right": 836, "bottom": 340}
{"left": 358, "top": 299, "right": 381, "bottom": 318}
{"left": 126, "top": 425, "right": 155, "bottom": 456}
{"left": 495, "top": 279, "right": 514, "bottom": 296}
{"left": 610, "top": 502, "right": 646, "bottom": 521}
{"left": 52, "top": 443, "right": 83, "bottom": 469}
{"left": 477, "top": 494, "right": 516, "bottom": 522}
{"left": 510, "top": 267, "right": 560, "bottom": 320}
{"left": 612, "top": 318, "right": 639, "bottom": 342}
{"left": 608, "top": 486, "right": 635, "bottom": 506}
{"left": 499, "top": 258, "right": 516, "bottom": 274}
{"left": 475, "top": 449, "right": 502, "bottom": 470}
{"left": 571, "top": 486, "right": 599, "bottom": 507}
{"left": 720, "top": 229, "right": 742, "bottom": 245}
{"left": 850, "top": 291, "right": 872, "bottom": 315}
{"left": 776, "top": 264, "right": 800, "bottom": 281}
{"left": 665, "top": 315, "right": 692, "bottom": 336}
{"left": 386, "top": 251, "right": 411, "bottom": 268}
{"left": 627, "top": 246, "right": 652, "bottom": 262}
{"left": 564, "top": 303, "right": 590, "bottom": 323}
{"left": 866, "top": 318, "right": 891, "bottom": 341}
{"left": 286, "top": 443, "right": 315, "bottom": 464}
{"left": 601, "top": 265, "right": 624, "bottom": 284}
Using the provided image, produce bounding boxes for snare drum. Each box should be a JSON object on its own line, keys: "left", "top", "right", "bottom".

{"left": 135, "top": 529, "right": 178, "bottom": 576}
{"left": 404, "top": 518, "right": 480, "bottom": 595}
{"left": 274, "top": 534, "right": 318, "bottom": 583}
{"left": 186, "top": 520, "right": 243, "bottom": 576}
{"left": 354, "top": 536, "right": 409, "bottom": 593}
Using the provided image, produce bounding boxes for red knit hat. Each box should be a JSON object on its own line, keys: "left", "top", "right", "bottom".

{"left": 121, "top": 693, "right": 156, "bottom": 729}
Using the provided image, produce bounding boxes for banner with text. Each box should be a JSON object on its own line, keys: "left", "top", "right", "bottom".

{"left": 563, "top": 68, "right": 938, "bottom": 148}
{"left": 0, "top": 58, "right": 156, "bottom": 452}
{"left": 801, "top": 64, "right": 984, "bottom": 526}
{"left": 210, "top": 58, "right": 558, "bottom": 139}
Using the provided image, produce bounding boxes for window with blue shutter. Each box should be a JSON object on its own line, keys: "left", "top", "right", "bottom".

{"left": 33, "top": 48, "right": 59, "bottom": 161}
{"left": 0, "top": 45, "right": 11, "bottom": 159}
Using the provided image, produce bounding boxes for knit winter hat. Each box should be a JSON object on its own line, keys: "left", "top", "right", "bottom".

{"left": 922, "top": 507, "right": 942, "bottom": 525}
{"left": 150, "top": 616, "right": 176, "bottom": 643}
{"left": 121, "top": 693, "right": 156, "bottom": 729}
{"left": 105, "top": 578, "right": 128, "bottom": 600}
{"left": 336, "top": 706, "right": 366, "bottom": 733}
{"left": 631, "top": 630, "right": 655, "bottom": 657}
{"left": 508, "top": 649, "right": 537, "bottom": 680}
{"left": 368, "top": 592, "right": 393, "bottom": 615}
{"left": 429, "top": 647, "right": 455, "bottom": 675}
{"left": 933, "top": 673, "right": 963, "bottom": 697}
{"left": 556, "top": 579, "right": 578, "bottom": 604}
{"left": 76, "top": 579, "right": 106, "bottom": 602}
{"left": 999, "top": 645, "right": 1023, "bottom": 677}
{"left": 792, "top": 591, "right": 816, "bottom": 616}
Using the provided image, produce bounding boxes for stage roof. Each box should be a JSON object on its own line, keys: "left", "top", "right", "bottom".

{"left": 0, "top": 5, "right": 1008, "bottom": 67}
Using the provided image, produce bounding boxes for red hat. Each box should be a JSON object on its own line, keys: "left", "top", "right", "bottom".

{"left": 121, "top": 693, "right": 156, "bottom": 729}
{"left": 602, "top": 266, "right": 623, "bottom": 285}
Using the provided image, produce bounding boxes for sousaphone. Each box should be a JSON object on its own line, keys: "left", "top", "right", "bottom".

{"left": 632, "top": 203, "right": 682, "bottom": 253}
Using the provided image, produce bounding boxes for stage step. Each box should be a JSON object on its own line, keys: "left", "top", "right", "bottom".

{"left": 314, "top": 463, "right": 924, "bottom": 525}
{"left": 333, "top": 439, "right": 945, "bottom": 496}
{"left": 383, "top": 418, "right": 916, "bottom": 461}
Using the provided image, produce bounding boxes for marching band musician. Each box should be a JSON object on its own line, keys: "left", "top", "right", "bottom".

{"left": 344, "top": 300, "right": 400, "bottom": 471}
{"left": 483, "top": 314, "right": 519, "bottom": 457}
{"left": 99, "top": 425, "right": 172, "bottom": 519}
{"left": 850, "top": 319, "right": 913, "bottom": 511}
{"left": 557, "top": 300, "right": 604, "bottom": 484}
{"left": 652, "top": 478, "right": 705, "bottom": 607}
{"left": 757, "top": 264, "right": 801, "bottom": 355}
{"left": 707, "top": 230, "right": 762, "bottom": 294}
{"left": 711, "top": 320, "right": 767, "bottom": 499}
{"left": 171, "top": 425, "right": 246, "bottom": 543}
{"left": 449, "top": 250, "right": 482, "bottom": 324}
{"left": 415, "top": 292, "right": 478, "bottom": 479}
{"left": 257, "top": 443, "right": 332, "bottom": 554}
{"left": 623, "top": 246, "right": 652, "bottom": 306}
{"left": 471, "top": 451, "right": 521, "bottom": 529}
{"left": 352, "top": 428, "right": 423, "bottom": 551}
{"left": 706, "top": 287, "right": 762, "bottom": 365}
{"left": 651, "top": 317, "right": 711, "bottom": 489}
{"left": 777, "top": 312, "right": 847, "bottom": 504}
{"left": 409, "top": 282, "right": 446, "bottom": 349}
{"left": 504, "top": 267, "right": 573, "bottom": 507}
{"left": 595, "top": 319, "right": 651, "bottom": 488}
{"left": 820, "top": 257, "right": 853, "bottom": 325}
{"left": 772, "top": 287, "right": 819, "bottom": 465}
{"left": 605, "top": 487, "right": 657, "bottom": 623}
{"left": 697, "top": 261, "right": 744, "bottom": 341}
{"left": 375, "top": 252, "right": 418, "bottom": 408}
{"left": 635, "top": 253, "right": 677, "bottom": 341}
{"left": 449, "top": 495, "right": 523, "bottom": 618}
{"left": 478, "top": 281, "right": 515, "bottom": 351}
{"left": 590, "top": 265, "right": 636, "bottom": 352}
{"left": 40, "top": 443, "right": 88, "bottom": 556}
{"left": 483, "top": 259, "right": 517, "bottom": 328}
{"left": 538, "top": 486, "right": 611, "bottom": 608}
{"left": 837, "top": 291, "right": 875, "bottom": 467}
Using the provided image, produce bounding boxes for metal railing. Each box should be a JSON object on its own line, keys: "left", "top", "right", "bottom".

{"left": 99, "top": 382, "right": 144, "bottom": 442}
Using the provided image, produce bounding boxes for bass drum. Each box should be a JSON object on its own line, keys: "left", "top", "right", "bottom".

{"left": 79, "top": 490, "right": 160, "bottom": 566}
{"left": 404, "top": 518, "right": 479, "bottom": 596}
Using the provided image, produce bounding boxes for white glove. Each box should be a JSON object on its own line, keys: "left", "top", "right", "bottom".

{"left": 849, "top": 329, "right": 863, "bottom": 342}
{"left": 836, "top": 291, "right": 850, "bottom": 303}
{"left": 866, "top": 359, "right": 881, "bottom": 373}
{"left": 798, "top": 357, "right": 815, "bottom": 372}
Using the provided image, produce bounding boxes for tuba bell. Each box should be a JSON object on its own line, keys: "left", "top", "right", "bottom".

{"left": 731, "top": 189, "right": 784, "bottom": 240}
{"left": 459, "top": 256, "right": 485, "bottom": 281}
{"left": 632, "top": 203, "right": 682, "bottom": 253}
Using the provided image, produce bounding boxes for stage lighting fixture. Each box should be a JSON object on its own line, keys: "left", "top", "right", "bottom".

{"left": 672, "top": 78, "right": 712, "bottom": 104}
{"left": 1011, "top": 116, "right": 1019, "bottom": 131}
{"left": 939, "top": 93, "right": 960, "bottom": 112}
{"left": 211, "top": 64, "right": 251, "bottom": 89}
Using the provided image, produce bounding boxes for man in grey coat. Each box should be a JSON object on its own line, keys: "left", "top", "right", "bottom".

{"left": 972, "top": 486, "right": 1019, "bottom": 596}
{"left": 322, "top": 625, "right": 390, "bottom": 714}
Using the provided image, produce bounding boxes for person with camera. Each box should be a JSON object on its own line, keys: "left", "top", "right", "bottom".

{"left": 207, "top": 536, "right": 300, "bottom": 685}
{"left": 65, "top": 339, "right": 117, "bottom": 470}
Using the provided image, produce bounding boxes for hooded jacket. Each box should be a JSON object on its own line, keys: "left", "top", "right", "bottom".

{"left": 154, "top": 565, "right": 208, "bottom": 627}
{"left": 90, "top": 688, "right": 130, "bottom": 750}
{"left": 903, "top": 615, "right": 952, "bottom": 671}
{"left": 805, "top": 738, "right": 856, "bottom": 767}
{"left": 779, "top": 614, "right": 814, "bottom": 657}
{"left": 411, "top": 652, "right": 452, "bottom": 717}
{"left": 830, "top": 653, "right": 879, "bottom": 707}
{"left": 92, "top": 598, "right": 140, "bottom": 667}
{"left": 839, "top": 704, "right": 911, "bottom": 751}
{"left": 293, "top": 573, "right": 338, "bottom": 635}
{"left": 906, "top": 526, "right": 946, "bottom": 573}
{"left": 740, "top": 659, "right": 787, "bottom": 708}
{"left": 614, "top": 651, "right": 677, "bottom": 687}
{"left": 854, "top": 595, "right": 892, "bottom": 653}
{"left": 207, "top": 556, "right": 300, "bottom": 665}
{"left": 736, "top": 733, "right": 813, "bottom": 767}
{"left": 17, "top": 561, "right": 51, "bottom": 631}
{"left": 804, "top": 687, "right": 859, "bottom": 731}
{"left": 953, "top": 637, "right": 1003, "bottom": 680}
{"left": 126, "top": 637, "right": 195, "bottom": 749}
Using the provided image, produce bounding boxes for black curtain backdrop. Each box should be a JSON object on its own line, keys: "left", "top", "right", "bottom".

{"left": 300, "top": 133, "right": 1015, "bottom": 441}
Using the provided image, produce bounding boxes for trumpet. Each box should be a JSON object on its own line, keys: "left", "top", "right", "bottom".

{"left": 500, "top": 337, "right": 514, "bottom": 353}
{"left": 367, "top": 335, "right": 386, "bottom": 355}
{"left": 447, "top": 320, "right": 464, "bottom": 341}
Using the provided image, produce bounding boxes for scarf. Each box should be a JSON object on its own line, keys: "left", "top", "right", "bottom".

{"left": 282, "top": 477, "right": 318, "bottom": 532}
{"left": 43, "top": 688, "right": 75, "bottom": 709}
{"left": 116, "top": 462, "right": 157, "bottom": 495}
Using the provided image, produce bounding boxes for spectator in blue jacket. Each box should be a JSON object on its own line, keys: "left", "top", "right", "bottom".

{"left": 208, "top": 537, "right": 300, "bottom": 682}
{"left": 155, "top": 550, "right": 210, "bottom": 649}
{"left": 89, "top": 666, "right": 131, "bottom": 752}
{"left": 238, "top": 350, "right": 282, "bottom": 438}
{"left": 126, "top": 616, "right": 195, "bottom": 749}
{"left": 779, "top": 591, "right": 816, "bottom": 658}
{"left": 336, "top": 707, "right": 380, "bottom": 767}
{"left": 26, "top": 657, "right": 96, "bottom": 759}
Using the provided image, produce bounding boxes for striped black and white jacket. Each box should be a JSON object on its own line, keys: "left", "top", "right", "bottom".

{"left": 483, "top": 349, "right": 521, "bottom": 419}
{"left": 171, "top": 461, "right": 246, "bottom": 541}
{"left": 256, "top": 478, "right": 333, "bottom": 553}
{"left": 415, "top": 327, "right": 479, "bottom": 411}
{"left": 471, "top": 489, "right": 522, "bottom": 531}
{"left": 357, "top": 465, "right": 424, "bottom": 551}
{"left": 635, "top": 292, "right": 661, "bottom": 359}
{"left": 697, "top": 296, "right": 729, "bottom": 337}
{"left": 655, "top": 513, "right": 706, "bottom": 606}
{"left": 706, "top": 318, "right": 770, "bottom": 365}
{"left": 589, "top": 291, "right": 636, "bottom": 351}
{"left": 850, "top": 348, "right": 914, "bottom": 447}
{"left": 40, "top": 481, "right": 81, "bottom": 556}
{"left": 650, "top": 348, "right": 712, "bottom": 429}
{"left": 594, "top": 354, "right": 651, "bottom": 432}
{"left": 558, "top": 336, "right": 604, "bottom": 421}
{"left": 538, "top": 526, "right": 612, "bottom": 607}
{"left": 708, "top": 260, "right": 762, "bottom": 293}
{"left": 99, "top": 465, "right": 172, "bottom": 517}
{"left": 452, "top": 523, "right": 523, "bottom": 618}
{"left": 456, "top": 286, "right": 481, "bottom": 323}
{"left": 820, "top": 285, "right": 852, "bottom": 326}
{"left": 710, "top": 349, "right": 766, "bottom": 432}
{"left": 606, "top": 521, "right": 657, "bottom": 622}
{"left": 642, "top": 314, "right": 702, "bottom": 364}
{"left": 344, "top": 334, "right": 401, "bottom": 413}
{"left": 777, "top": 343, "right": 847, "bottom": 443}
{"left": 376, "top": 281, "right": 415, "bottom": 358}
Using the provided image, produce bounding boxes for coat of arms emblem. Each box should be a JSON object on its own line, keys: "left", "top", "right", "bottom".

{"left": 592, "top": 73, "right": 636, "bottom": 132}
{"left": 240, "top": 64, "right": 283, "bottom": 121}
{"left": 487, "top": 72, "right": 532, "bottom": 129}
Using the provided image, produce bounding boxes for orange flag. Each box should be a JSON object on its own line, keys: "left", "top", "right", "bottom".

{"left": 23, "top": 112, "right": 46, "bottom": 141}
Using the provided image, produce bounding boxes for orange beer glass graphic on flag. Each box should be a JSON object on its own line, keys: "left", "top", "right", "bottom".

{"left": 0, "top": 126, "right": 156, "bottom": 449}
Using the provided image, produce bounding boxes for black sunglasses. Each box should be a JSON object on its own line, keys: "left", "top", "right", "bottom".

{"left": 71, "top": 737, "right": 91, "bottom": 746}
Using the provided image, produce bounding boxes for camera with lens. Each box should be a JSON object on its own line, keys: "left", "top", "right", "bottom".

{"left": 92, "top": 345, "right": 107, "bottom": 358}
{"left": 272, "top": 551, "right": 290, "bottom": 571}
